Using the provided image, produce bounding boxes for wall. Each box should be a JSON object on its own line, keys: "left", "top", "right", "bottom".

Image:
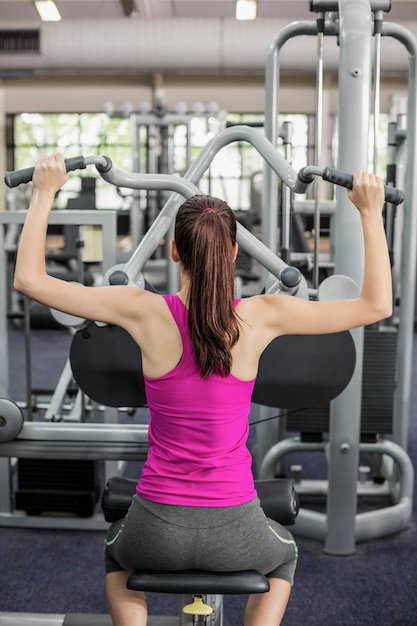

{"left": 0, "top": 71, "right": 408, "bottom": 115}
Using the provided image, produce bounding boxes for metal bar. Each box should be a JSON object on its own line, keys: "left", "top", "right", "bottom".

{"left": 280, "top": 122, "right": 292, "bottom": 263}
{"left": 259, "top": 437, "right": 413, "bottom": 542}
{"left": 381, "top": 23, "right": 417, "bottom": 452}
{"left": 354, "top": 440, "right": 414, "bottom": 541}
{"left": 310, "top": 0, "right": 391, "bottom": 11}
{"left": 0, "top": 615, "right": 65, "bottom": 626}
{"left": 43, "top": 359, "right": 74, "bottom": 421}
{"left": 263, "top": 20, "right": 339, "bottom": 257}
{"left": 15, "top": 421, "right": 149, "bottom": 442}
{"left": 313, "top": 17, "right": 325, "bottom": 288}
{"left": 106, "top": 126, "right": 307, "bottom": 284}
{"left": 236, "top": 223, "right": 292, "bottom": 286}
{"left": 0, "top": 210, "right": 117, "bottom": 229}
{"left": 373, "top": 12, "right": 383, "bottom": 173}
{"left": 0, "top": 613, "right": 177, "bottom": 625}
{"left": 0, "top": 222, "right": 8, "bottom": 398}
{"left": 324, "top": 0, "right": 373, "bottom": 556}
{"left": 0, "top": 441, "right": 149, "bottom": 462}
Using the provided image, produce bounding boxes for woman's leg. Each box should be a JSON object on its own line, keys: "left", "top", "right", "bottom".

{"left": 244, "top": 578, "right": 292, "bottom": 626}
{"left": 105, "top": 570, "right": 147, "bottom": 626}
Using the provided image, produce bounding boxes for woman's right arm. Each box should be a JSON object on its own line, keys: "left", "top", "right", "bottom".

{"left": 255, "top": 170, "right": 392, "bottom": 337}
{"left": 13, "top": 153, "right": 151, "bottom": 329}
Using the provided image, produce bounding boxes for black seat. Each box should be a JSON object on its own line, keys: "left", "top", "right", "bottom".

{"left": 127, "top": 568, "right": 270, "bottom": 595}
{"left": 102, "top": 475, "right": 298, "bottom": 614}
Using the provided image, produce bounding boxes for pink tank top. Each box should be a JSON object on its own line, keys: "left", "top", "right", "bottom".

{"left": 137, "top": 294, "right": 257, "bottom": 506}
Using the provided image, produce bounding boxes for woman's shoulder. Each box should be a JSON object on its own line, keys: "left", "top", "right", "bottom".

{"left": 237, "top": 293, "right": 285, "bottom": 318}
{"left": 236, "top": 294, "right": 289, "bottom": 342}
{"left": 122, "top": 287, "right": 170, "bottom": 322}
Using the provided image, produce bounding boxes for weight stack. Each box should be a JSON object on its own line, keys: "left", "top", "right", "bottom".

{"left": 286, "top": 326, "right": 398, "bottom": 442}
{"left": 15, "top": 458, "right": 102, "bottom": 517}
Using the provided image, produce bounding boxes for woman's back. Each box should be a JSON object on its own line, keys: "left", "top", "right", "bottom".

{"left": 137, "top": 293, "right": 258, "bottom": 506}
{"left": 127, "top": 289, "right": 272, "bottom": 382}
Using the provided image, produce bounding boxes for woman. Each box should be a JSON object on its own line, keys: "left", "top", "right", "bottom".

{"left": 14, "top": 153, "right": 391, "bottom": 626}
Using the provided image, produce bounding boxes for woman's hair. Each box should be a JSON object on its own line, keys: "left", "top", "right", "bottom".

{"left": 174, "top": 194, "right": 240, "bottom": 378}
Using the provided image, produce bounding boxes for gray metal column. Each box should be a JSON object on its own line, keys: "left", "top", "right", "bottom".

{"left": 382, "top": 24, "right": 417, "bottom": 453}
{"left": 324, "top": 0, "right": 373, "bottom": 555}
{"left": 0, "top": 220, "right": 13, "bottom": 515}
{"left": 0, "top": 220, "right": 8, "bottom": 398}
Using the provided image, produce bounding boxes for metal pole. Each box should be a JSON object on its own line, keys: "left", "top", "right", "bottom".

{"left": 313, "top": 14, "right": 325, "bottom": 288}
{"left": 263, "top": 19, "right": 339, "bottom": 258}
{"left": 130, "top": 113, "right": 143, "bottom": 248}
{"left": 372, "top": 12, "right": 383, "bottom": 174}
{"left": 279, "top": 121, "right": 293, "bottom": 264}
{"left": 325, "top": 0, "right": 373, "bottom": 555}
{"left": 381, "top": 23, "right": 417, "bottom": 451}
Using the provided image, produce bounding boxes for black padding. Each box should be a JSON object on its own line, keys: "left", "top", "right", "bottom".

{"left": 256, "top": 478, "right": 299, "bottom": 525}
{"left": 252, "top": 331, "right": 356, "bottom": 409}
{"left": 71, "top": 322, "right": 355, "bottom": 410}
{"left": 70, "top": 322, "right": 146, "bottom": 408}
{"left": 127, "top": 569, "right": 270, "bottom": 595}
{"left": 101, "top": 475, "right": 137, "bottom": 522}
{"left": 101, "top": 476, "right": 299, "bottom": 525}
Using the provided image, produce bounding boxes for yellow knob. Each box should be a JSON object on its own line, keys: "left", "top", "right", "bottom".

{"left": 182, "top": 595, "right": 213, "bottom": 616}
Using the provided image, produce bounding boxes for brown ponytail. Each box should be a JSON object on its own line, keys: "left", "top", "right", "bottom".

{"left": 174, "top": 195, "right": 240, "bottom": 378}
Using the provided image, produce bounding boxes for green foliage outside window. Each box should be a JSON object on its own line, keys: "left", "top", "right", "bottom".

{"left": 12, "top": 111, "right": 310, "bottom": 213}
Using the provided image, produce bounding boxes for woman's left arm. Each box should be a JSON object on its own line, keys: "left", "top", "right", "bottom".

{"left": 254, "top": 170, "right": 392, "bottom": 337}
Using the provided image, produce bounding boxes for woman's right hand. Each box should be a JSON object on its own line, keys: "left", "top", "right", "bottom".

{"left": 347, "top": 169, "right": 385, "bottom": 218}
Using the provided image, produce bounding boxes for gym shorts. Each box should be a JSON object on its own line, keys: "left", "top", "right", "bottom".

{"left": 105, "top": 494, "right": 298, "bottom": 585}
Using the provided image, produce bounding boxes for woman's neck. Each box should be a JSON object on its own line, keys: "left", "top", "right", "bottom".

{"left": 177, "top": 273, "right": 190, "bottom": 307}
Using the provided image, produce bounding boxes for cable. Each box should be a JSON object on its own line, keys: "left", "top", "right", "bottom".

{"left": 248, "top": 405, "right": 313, "bottom": 427}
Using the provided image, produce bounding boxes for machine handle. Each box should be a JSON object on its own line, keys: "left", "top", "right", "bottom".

{"left": 4, "top": 155, "right": 87, "bottom": 188}
{"left": 322, "top": 167, "right": 405, "bottom": 206}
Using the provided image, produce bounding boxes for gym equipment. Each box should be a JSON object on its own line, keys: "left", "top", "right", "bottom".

{"left": 0, "top": 209, "right": 118, "bottom": 530}
{"left": 15, "top": 458, "right": 100, "bottom": 517}
{"left": 262, "top": 0, "right": 416, "bottom": 554}
{"left": 5, "top": 155, "right": 404, "bottom": 205}
{"left": 0, "top": 397, "right": 24, "bottom": 442}
{"left": 0, "top": 614, "right": 168, "bottom": 625}
{"left": 101, "top": 475, "right": 299, "bottom": 625}
{"left": 70, "top": 320, "right": 356, "bottom": 410}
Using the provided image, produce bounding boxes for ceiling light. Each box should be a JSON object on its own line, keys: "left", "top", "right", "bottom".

{"left": 236, "top": 0, "right": 257, "bottom": 21}
{"left": 35, "top": 1, "right": 62, "bottom": 22}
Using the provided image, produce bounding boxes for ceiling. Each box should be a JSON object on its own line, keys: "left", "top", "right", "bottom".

{"left": 0, "top": 0, "right": 415, "bottom": 23}
{"left": 0, "top": 1, "right": 415, "bottom": 75}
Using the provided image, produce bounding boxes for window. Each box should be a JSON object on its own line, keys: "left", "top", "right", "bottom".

{"left": 10, "top": 111, "right": 309, "bottom": 215}
{"left": 13, "top": 113, "right": 132, "bottom": 210}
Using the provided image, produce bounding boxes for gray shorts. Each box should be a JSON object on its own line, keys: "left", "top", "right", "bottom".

{"left": 104, "top": 495, "right": 297, "bottom": 585}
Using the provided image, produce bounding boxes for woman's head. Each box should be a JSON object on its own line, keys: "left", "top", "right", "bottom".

{"left": 174, "top": 195, "right": 237, "bottom": 270}
{"left": 173, "top": 195, "right": 240, "bottom": 378}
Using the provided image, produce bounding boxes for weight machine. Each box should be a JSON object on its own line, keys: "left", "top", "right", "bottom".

{"left": 261, "top": 0, "right": 417, "bottom": 554}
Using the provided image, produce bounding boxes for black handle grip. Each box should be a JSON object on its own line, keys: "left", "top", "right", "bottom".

{"left": 4, "top": 156, "right": 87, "bottom": 188}
{"left": 322, "top": 167, "right": 405, "bottom": 206}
